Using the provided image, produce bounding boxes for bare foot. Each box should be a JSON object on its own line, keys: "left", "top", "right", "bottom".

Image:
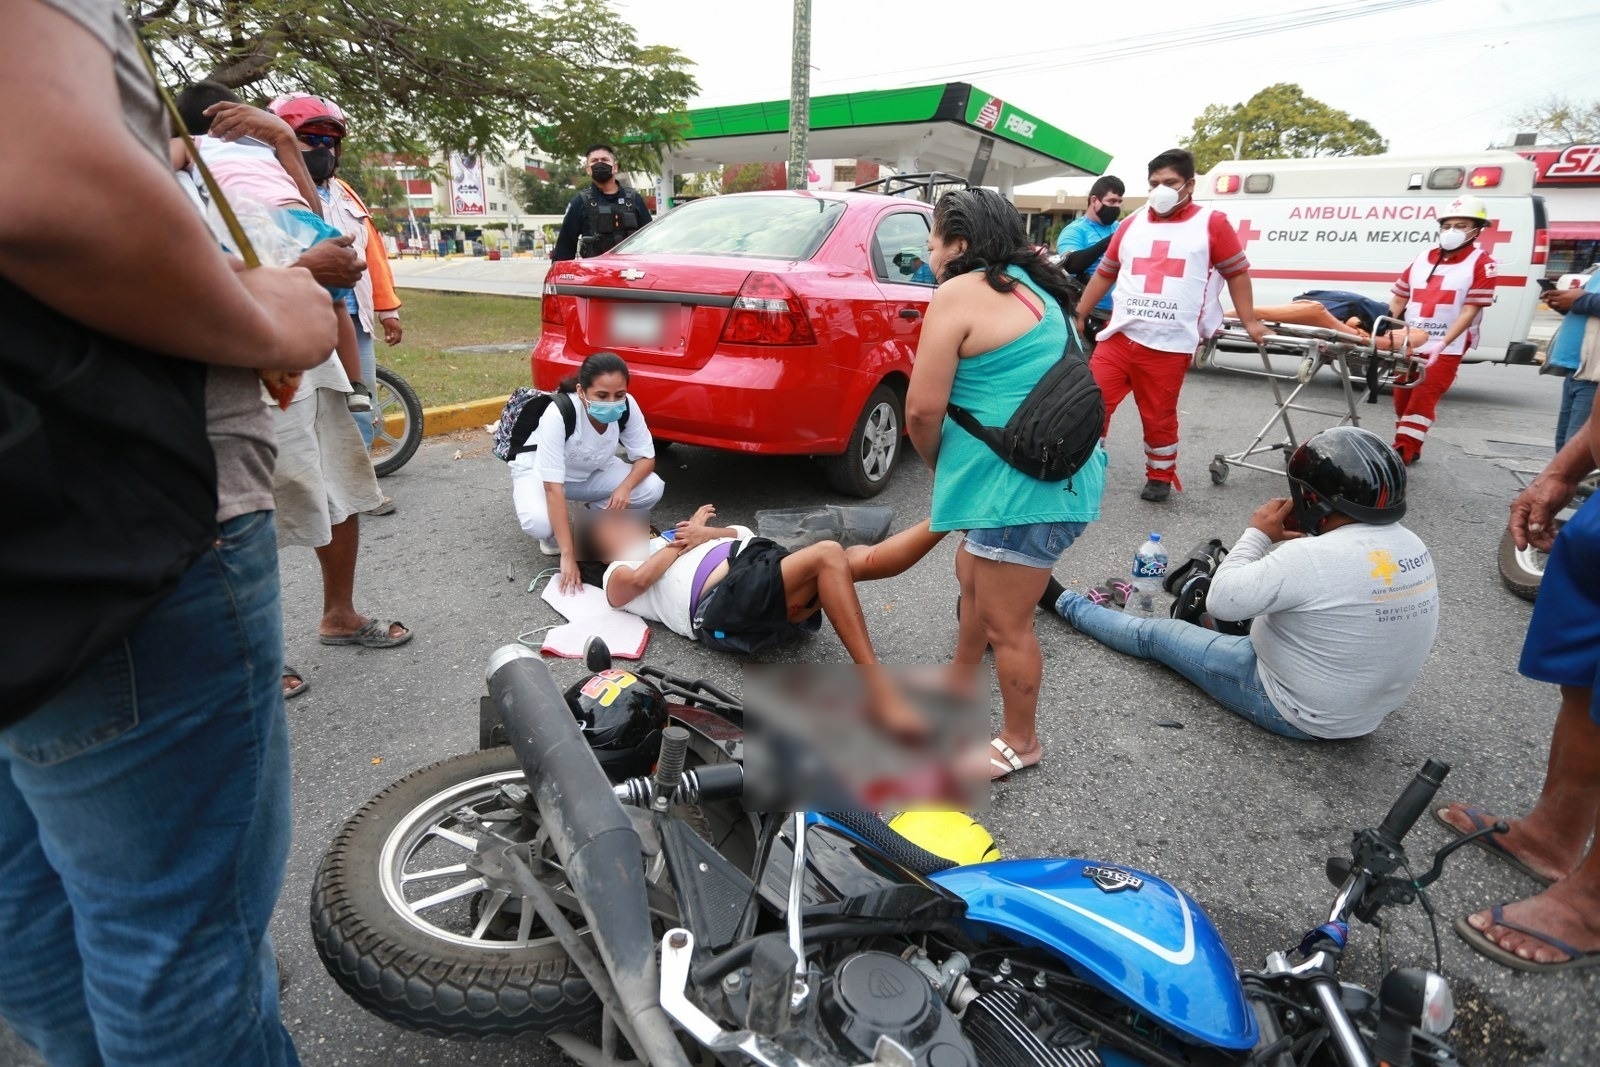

{"left": 1437, "top": 802, "right": 1576, "bottom": 884}
{"left": 1465, "top": 883, "right": 1600, "bottom": 965}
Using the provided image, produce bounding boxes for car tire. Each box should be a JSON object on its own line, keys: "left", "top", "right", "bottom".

{"left": 823, "top": 384, "right": 902, "bottom": 498}
{"left": 308, "top": 747, "right": 599, "bottom": 1038}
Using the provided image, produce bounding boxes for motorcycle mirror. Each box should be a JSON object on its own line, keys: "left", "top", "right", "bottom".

{"left": 584, "top": 636, "right": 613, "bottom": 673}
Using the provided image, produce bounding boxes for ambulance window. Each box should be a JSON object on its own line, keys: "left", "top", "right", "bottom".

{"left": 1244, "top": 174, "right": 1273, "bottom": 194}
{"left": 1427, "top": 167, "right": 1465, "bottom": 190}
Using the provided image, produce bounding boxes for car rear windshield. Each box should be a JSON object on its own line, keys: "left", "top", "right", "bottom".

{"left": 617, "top": 195, "right": 847, "bottom": 260}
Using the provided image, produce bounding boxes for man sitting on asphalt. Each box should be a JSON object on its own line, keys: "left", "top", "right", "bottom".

{"left": 1041, "top": 426, "right": 1439, "bottom": 739}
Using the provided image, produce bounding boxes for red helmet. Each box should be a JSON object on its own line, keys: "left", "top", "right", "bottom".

{"left": 269, "top": 93, "right": 348, "bottom": 135}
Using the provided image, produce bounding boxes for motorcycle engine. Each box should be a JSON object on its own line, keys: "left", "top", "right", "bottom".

{"left": 818, "top": 952, "right": 976, "bottom": 1067}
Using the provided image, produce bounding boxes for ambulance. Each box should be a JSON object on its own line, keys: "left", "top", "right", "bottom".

{"left": 1195, "top": 152, "right": 1547, "bottom": 364}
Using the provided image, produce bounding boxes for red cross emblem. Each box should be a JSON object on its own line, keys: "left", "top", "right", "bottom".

{"left": 1131, "top": 241, "right": 1187, "bottom": 294}
{"left": 1234, "top": 219, "right": 1261, "bottom": 249}
{"left": 1412, "top": 274, "right": 1458, "bottom": 317}
{"left": 1475, "top": 220, "right": 1512, "bottom": 257}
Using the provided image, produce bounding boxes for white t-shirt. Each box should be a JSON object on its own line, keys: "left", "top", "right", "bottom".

{"left": 602, "top": 525, "right": 756, "bottom": 638}
{"left": 519, "top": 395, "right": 654, "bottom": 485}
{"left": 1208, "top": 523, "right": 1439, "bottom": 739}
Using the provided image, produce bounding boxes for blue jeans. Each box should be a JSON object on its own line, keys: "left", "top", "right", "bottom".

{"left": 1053, "top": 591, "right": 1314, "bottom": 739}
{"left": 0, "top": 511, "right": 299, "bottom": 1067}
{"left": 351, "top": 315, "right": 376, "bottom": 450}
{"left": 1555, "top": 374, "right": 1596, "bottom": 452}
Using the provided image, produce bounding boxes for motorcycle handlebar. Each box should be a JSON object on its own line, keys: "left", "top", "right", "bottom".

{"left": 1376, "top": 759, "right": 1450, "bottom": 848}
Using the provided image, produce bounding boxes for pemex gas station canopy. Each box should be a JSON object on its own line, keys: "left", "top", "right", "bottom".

{"left": 637, "top": 82, "right": 1110, "bottom": 197}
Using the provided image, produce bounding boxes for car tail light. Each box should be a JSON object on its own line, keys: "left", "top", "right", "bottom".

{"left": 1533, "top": 228, "right": 1548, "bottom": 266}
{"left": 541, "top": 281, "right": 562, "bottom": 325}
{"left": 1213, "top": 174, "right": 1241, "bottom": 194}
{"left": 1467, "top": 166, "right": 1503, "bottom": 189}
{"left": 720, "top": 272, "right": 816, "bottom": 345}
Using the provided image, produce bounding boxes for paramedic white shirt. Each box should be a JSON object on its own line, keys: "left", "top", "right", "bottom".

{"left": 602, "top": 525, "right": 757, "bottom": 638}
{"left": 1208, "top": 522, "right": 1439, "bottom": 739}
{"left": 524, "top": 394, "right": 654, "bottom": 485}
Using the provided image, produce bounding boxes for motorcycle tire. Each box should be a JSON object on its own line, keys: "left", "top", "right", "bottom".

{"left": 1497, "top": 522, "right": 1563, "bottom": 602}
{"left": 309, "top": 746, "right": 599, "bottom": 1038}
{"left": 371, "top": 365, "right": 424, "bottom": 478}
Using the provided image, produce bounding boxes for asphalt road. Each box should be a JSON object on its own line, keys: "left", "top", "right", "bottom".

{"left": 5, "top": 354, "right": 1595, "bottom": 1065}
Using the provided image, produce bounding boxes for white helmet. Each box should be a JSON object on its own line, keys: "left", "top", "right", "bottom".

{"left": 1439, "top": 194, "right": 1490, "bottom": 225}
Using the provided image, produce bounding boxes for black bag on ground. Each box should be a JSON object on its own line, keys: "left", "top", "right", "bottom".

{"left": 1165, "top": 537, "right": 1251, "bottom": 636}
{"left": 946, "top": 322, "right": 1104, "bottom": 484}
{"left": 0, "top": 278, "right": 218, "bottom": 725}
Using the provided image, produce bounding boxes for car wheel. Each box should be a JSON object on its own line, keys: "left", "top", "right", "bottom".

{"left": 823, "top": 384, "right": 902, "bottom": 498}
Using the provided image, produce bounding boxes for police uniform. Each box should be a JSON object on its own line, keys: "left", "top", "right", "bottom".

{"left": 551, "top": 182, "right": 652, "bottom": 262}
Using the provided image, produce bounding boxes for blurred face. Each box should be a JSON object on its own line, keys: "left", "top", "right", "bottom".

{"left": 925, "top": 228, "right": 967, "bottom": 282}
{"left": 586, "top": 508, "right": 650, "bottom": 562}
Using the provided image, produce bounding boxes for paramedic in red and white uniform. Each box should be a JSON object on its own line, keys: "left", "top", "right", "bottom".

{"left": 1386, "top": 194, "right": 1499, "bottom": 465}
{"left": 1076, "top": 148, "right": 1269, "bottom": 502}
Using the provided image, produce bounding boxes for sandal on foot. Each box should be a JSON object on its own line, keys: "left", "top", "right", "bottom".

{"left": 1083, "top": 585, "right": 1119, "bottom": 609}
{"left": 1432, "top": 805, "right": 1555, "bottom": 887}
{"left": 988, "top": 737, "right": 1040, "bottom": 781}
{"left": 282, "top": 666, "right": 310, "bottom": 699}
{"left": 320, "top": 618, "right": 413, "bottom": 648}
{"left": 1106, "top": 578, "right": 1135, "bottom": 608}
{"left": 1454, "top": 904, "right": 1600, "bottom": 973}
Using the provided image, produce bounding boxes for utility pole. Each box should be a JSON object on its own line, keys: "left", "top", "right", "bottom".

{"left": 1232, "top": 132, "right": 1245, "bottom": 160}
{"left": 786, "top": 0, "right": 811, "bottom": 190}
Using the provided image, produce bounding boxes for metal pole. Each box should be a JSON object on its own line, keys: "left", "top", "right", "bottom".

{"left": 786, "top": 0, "right": 812, "bottom": 190}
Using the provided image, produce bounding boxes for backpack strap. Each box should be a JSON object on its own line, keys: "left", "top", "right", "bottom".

{"left": 553, "top": 391, "right": 579, "bottom": 439}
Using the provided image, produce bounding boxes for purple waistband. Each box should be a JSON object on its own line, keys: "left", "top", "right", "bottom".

{"left": 689, "top": 541, "right": 735, "bottom": 618}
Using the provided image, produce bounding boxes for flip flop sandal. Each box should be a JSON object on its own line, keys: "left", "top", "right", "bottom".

{"left": 1431, "top": 805, "right": 1556, "bottom": 887}
{"left": 1106, "top": 578, "right": 1135, "bottom": 608}
{"left": 988, "top": 737, "right": 1038, "bottom": 781}
{"left": 320, "top": 618, "right": 413, "bottom": 648}
{"left": 1083, "top": 585, "right": 1118, "bottom": 609}
{"left": 1453, "top": 904, "right": 1600, "bottom": 973}
{"left": 282, "top": 665, "right": 310, "bottom": 699}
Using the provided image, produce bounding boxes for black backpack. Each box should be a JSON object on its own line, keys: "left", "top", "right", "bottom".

{"left": 946, "top": 311, "right": 1104, "bottom": 485}
{"left": 493, "top": 388, "right": 631, "bottom": 462}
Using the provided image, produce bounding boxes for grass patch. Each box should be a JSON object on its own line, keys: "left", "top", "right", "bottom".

{"left": 381, "top": 290, "right": 541, "bottom": 406}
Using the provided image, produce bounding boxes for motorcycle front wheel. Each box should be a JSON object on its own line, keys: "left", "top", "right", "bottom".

{"left": 309, "top": 746, "right": 599, "bottom": 1038}
{"left": 371, "top": 365, "right": 424, "bottom": 477}
{"left": 1497, "top": 520, "right": 1564, "bottom": 602}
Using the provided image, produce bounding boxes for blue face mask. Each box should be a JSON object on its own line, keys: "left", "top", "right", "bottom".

{"left": 586, "top": 397, "right": 628, "bottom": 424}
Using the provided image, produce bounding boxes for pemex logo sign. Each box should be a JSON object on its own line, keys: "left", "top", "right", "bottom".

{"left": 968, "top": 93, "right": 1038, "bottom": 143}
{"left": 974, "top": 96, "right": 1003, "bottom": 131}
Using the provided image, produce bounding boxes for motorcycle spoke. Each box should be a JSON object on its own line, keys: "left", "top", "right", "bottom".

{"left": 410, "top": 876, "right": 489, "bottom": 913}
{"left": 427, "top": 825, "right": 480, "bottom": 851}
{"left": 470, "top": 889, "right": 510, "bottom": 940}
{"left": 401, "top": 863, "right": 469, "bottom": 884}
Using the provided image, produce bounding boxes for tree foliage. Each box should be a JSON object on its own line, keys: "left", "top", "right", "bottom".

{"left": 517, "top": 164, "right": 585, "bottom": 215}
{"left": 128, "top": 0, "right": 696, "bottom": 163}
{"left": 1180, "top": 83, "right": 1387, "bottom": 172}
{"left": 1509, "top": 96, "right": 1600, "bottom": 145}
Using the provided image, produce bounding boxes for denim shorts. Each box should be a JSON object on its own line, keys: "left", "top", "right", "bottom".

{"left": 963, "top": 521, "right": 1088, "bottom": 569}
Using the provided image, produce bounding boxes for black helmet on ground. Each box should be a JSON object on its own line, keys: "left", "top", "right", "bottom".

{"left": 1286, "top": 426, "right": 1407, "bottom": 536}
{"left": 563, "top": 668, "right": 669, "bottom": 780}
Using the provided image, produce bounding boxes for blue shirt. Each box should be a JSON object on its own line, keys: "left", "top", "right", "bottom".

{"left": 1056, "top": 215, "right": 1118, "bottom": 312}
{"left": 930, "top": 267, "right": 1106, "bottom": 532}
{"left": 1548, "top": 272, "right": 1600, "bottom": 371}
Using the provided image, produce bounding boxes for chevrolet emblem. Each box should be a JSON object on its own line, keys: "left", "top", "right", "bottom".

{"left": 620, "top": 269, "right": 646, "bottom": 280}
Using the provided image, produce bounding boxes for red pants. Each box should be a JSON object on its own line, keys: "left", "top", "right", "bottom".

{"left": 1090, "top": 332, "right": 1189, "bottom": 486}
{"left": 1392, "top": 355, "right": 1462, "bottom": 461}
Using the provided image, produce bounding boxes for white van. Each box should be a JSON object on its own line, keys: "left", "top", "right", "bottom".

{"left": 1194, "top": 152, "right": 1547, "bottom": 364}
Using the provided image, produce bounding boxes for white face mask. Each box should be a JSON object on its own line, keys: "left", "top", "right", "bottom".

{"left": 1147, "top": 183, "right": 1184, "bottom": 216}
{"left": 1438, "top": 228, "right": 1472, "bottom": 252}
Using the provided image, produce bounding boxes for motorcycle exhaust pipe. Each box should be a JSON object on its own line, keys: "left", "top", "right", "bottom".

{"left": 485, "top": 645, "right": 689, "bottom": 1067}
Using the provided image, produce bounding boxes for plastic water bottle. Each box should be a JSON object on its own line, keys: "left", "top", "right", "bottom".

{"left": 1129, "top": 533, "right": 1168, "bottom": 618}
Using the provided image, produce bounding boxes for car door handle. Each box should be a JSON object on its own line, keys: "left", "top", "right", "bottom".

{"left": 899, "top": 308, "right": 922, "bottom": 320}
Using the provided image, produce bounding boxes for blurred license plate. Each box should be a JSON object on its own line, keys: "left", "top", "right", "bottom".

{"left": 606, "top": 304, "right": 665, "bottom": 346}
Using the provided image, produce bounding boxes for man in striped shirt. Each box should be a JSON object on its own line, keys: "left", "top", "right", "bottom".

{"left": 1387, "top": 194, "right": 1500, "bottom": 465}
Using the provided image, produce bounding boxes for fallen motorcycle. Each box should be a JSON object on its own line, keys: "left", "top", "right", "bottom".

{"left": 1496, "top": 471, "right": 1596, "bottom": 601}
{"left": 312, "top": 642, "right": 1489, "bottom": 1066}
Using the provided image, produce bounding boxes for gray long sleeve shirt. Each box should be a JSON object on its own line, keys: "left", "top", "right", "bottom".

{"left": 1209, "top": 523, "right": 1439, "bottom": 738}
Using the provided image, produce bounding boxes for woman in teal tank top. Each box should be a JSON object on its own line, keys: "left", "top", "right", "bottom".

{"left": 907, "top": 189, "right": 1106, "bottom": 781}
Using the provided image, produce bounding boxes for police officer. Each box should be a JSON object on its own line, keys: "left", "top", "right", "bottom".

{"left": 551, "top": 143, "right": 652, "bottom": 262}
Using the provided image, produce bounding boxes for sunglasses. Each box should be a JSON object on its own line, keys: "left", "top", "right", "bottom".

{"left": 298, "top": 133, "right": 342, "bottom": 149}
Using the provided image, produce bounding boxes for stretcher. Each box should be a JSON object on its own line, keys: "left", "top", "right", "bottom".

{"left": 1192, "top": 314, "right": 1427, "bottom": 484}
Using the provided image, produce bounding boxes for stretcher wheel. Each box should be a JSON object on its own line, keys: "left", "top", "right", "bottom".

{"left": 1297, "top": 356, "right": 1316, "bottom": 384}
{"left": 1193, "top": 341, "right": 1215, "bottom": 371}
{"left": 1209, "top": 458, "right": 1228, "bottom": 485}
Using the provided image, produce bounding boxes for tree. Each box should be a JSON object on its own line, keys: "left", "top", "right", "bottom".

{"left": 722, "top": 163, "right": 785, "bottom": 194}
{"left": 129, "top": 0, "right": 696, "bottom": 165}
{"left": 517, "top": 165, "right": 585, "bottom": 215}
{"left": 1180, "top": 84, "right": 1387, "bottom": 172}
{"left": 1509, "top": 96, "right": 1600, "bottom": 145}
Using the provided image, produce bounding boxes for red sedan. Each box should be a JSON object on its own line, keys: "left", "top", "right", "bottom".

{"left": 532, "top": 190, "right": 937, "bottom": 496}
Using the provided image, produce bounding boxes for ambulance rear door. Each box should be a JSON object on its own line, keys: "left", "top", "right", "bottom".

{"left": 1195, "top": 154, "right": 1541, "bottom": 365}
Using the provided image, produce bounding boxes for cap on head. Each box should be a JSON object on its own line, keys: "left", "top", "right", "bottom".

{"left": 1438, "top": 194, "right": 1490, "bottom": 226}
{"left": 268, "top": 93, "right": 348, "bottom": 135}
{"left": 1286, "top": 426, "right": 1407, "bottom": 535}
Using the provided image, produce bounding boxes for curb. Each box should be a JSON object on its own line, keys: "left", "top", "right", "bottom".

{"left": 419, "top": 395, "right": 510, "bottom": 439}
